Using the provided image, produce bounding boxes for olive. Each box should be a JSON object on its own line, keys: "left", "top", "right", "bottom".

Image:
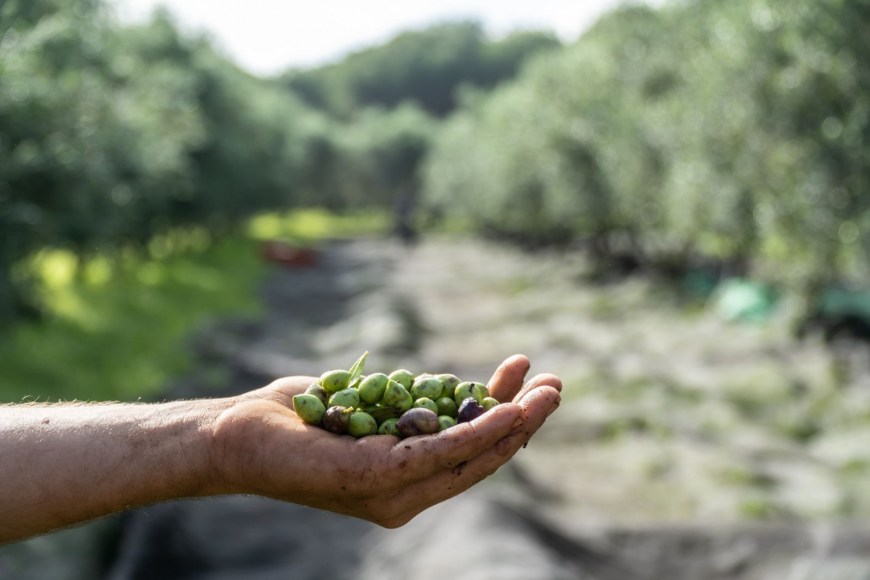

{"left": 453, "top": 382, "right": 475, "bottom": 407}
{"left": 358, "top": 373, "right": 389, "bottom": 404}
{"left": 435, "top": 396, "right": 458, "bottom": 418}
{"left": 411, "top": 376, "right": 443, "bottom": 401}
{"left": 348, "top": 411, "right": 377, "bottom": 438}
{"left": 320, "top": 369, "right": 352, "bottom": 394}
{"left": 304, "top": 383, "right": 329, "bottom": 408}
{"left": 388, "top": 369, "right": 415, "bottom": 390}
{"left": 377, "top": 417, "right": 400, "bottom": 436}
{"left": 382, "top": 379, "right": 413, "bottom": 411}
{"left": 394, "top": 388, "right": 414, "bottom": 413}
{"left": 365, "top": 403, "right": 399, "bottom": 423}
{"left": 397, "top": 408, "right": 440, "bottom": 437}
{"left": 481, "top": 396, "right": 500, "bottom": 411}
{"left": 436, "top": 374, "right": 461, "bottom": 399}
{"left": 438, "top": 415, "right": 457, "bottom": 431}
{"left": 328, "top": 387, "right": 360, "bottom": 409}
{"left": 471, "top": 382, "right": 489, "bottom": 402}
{"left": 412, "top": 397, "right": 438, "bottom": 414}
{"left": 292, "top": 394, "right": 326, "bottom": 425}
{"left": 323, "top": 405, "right": 352, "bottom": 434}
{"left": 457, "top": 397, "right": 486, "bottom": 423}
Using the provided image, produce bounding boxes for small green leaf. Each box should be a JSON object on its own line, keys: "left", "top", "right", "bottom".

{"left": 347, "top": 350, "right": 369, "bottom": 385}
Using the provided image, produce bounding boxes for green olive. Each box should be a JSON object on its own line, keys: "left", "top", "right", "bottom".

{"left": 436, "top": 374, "right": 461, "bottom": 399}
{"left": 412, "top": 397, "right": 439, "bottom": 414}
{"left": 435, "top": 396, "right": 458, "bottom": 418}
{"left": 364, "top": 403, "right": 398, "bottom": 423}
{"left": 471, "top": 382, "right": 489, "bottom": 402}
{"left": 454, "top": 382, "right": 475, "bottom": 406}
{"left": 292, "top": 394, "right": 326, "bottom": 425}
{"left": 358, "top": 373, "right": 389, "bottom": 404}
{"left": 328, "top": 387, "right": 360, "bottom": 409}
{"left": 348, "top": 411, "right": 377, "bottom": 438}
{"left": 383, "top": 380, "right": 413, "bottom": 412}
{"left": 481, "top": 396, "right": 500, "bottom": 411}
{"left": 438, "top": 415, "right": 457, "bottom": 431}
{"left": 320, "top": 369, "right": 352, "bottom": 394}
{"left": 411, "top": 376, "right": 443, "bottom": 400}
{"left": 377, "top": 417, "right": 400, "bottom": 436}
{"left": 388, "top": 369, "right": 415, "bottom": 390}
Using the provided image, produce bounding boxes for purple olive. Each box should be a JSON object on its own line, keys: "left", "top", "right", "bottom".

{"left": 457, "top": 397, "right": 486, "bottom": 423}
{"left": 396, "top": 408, "right": 440, "bottom": 437}
{"left": 323, "top": 405, "right": 352, "bottom": 434}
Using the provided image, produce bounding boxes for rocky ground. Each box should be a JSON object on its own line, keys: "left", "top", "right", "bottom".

{"left": 4, "top": 236, "right": 870, "bottom": 579}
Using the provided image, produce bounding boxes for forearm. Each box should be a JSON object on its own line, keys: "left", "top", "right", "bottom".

{"left": 0, "top": 399, "right": 230, "bottom": 544}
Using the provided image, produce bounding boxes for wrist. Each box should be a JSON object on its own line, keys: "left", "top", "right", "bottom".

{"left": 162, "top": 397, "right": 239, "bottom": 498}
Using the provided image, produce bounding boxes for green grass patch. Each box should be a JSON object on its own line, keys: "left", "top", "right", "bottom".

{"left": 0, "top": 209, "right": 395, "bottom": 403}
{"left": 0, "top": 236, "right": 265, "bottom": 402}
{"left": 248, "top": 207, "right": 390, "bottom": 243}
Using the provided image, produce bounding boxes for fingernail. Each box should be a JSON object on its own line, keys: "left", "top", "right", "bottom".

{"left": 496, "top": 436, "right": 512, "bottom": 455}
{"left": 547, "top": 393, "right": 562, "bottom": 415}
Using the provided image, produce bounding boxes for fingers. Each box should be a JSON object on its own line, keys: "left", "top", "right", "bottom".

{"left": 487, "top": 354, "right": 531, "bottom": 403}
{"left": 512, "top": 372, "right": 562, "bottom": 404}
{"left": 386, "top": 385, "right": 561, "bottom": 523}
{"left": 388, "top": 401, "right": 524, "bottom": 485}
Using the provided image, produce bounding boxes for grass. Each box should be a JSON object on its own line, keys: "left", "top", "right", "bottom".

{"left": 0, "top": 208, "right": 390, "bottom": 403}
{"left": 247, "top": 207, "right": 389, "bottom": 243}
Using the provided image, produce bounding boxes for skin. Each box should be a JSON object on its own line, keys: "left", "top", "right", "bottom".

{"left": 0, "top": 354, "right": 561, "bottom": 544}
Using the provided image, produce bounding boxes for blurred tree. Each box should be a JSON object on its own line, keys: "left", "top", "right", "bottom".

{"left": 422, "top": 0, "right": 870, "bottom": 327}
{"left": 281, "top": 22, "right": 560, "bottom": 117}
{"left": 0, "top": 2, "right": 315, "bottom": 321}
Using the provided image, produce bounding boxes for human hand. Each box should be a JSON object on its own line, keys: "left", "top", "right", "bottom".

{"left": 208, "top": 354, "right": 561, "bottom": 527}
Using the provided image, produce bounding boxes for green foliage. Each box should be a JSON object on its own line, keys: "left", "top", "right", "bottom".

{"left": 0, "top": 234, "right": 265, "bottom": 402}
{"left": 0, "top": 2, "right": 315, "bottom": 321}
{"left": 295, "top": 104, "right": 437, "bottom": 210}
{"left": 0, "top": 208, "right": 382, "bottom": 402}
{"left": 281, "top": 22, "right": 560, "bottom": 117}
{"left": 422, "top": 0, "right": 870, "bottom": 319}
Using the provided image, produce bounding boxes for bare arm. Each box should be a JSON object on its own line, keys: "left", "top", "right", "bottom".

{"left": 0, "top": 398, "right": 230, "bottom": 543}
{"left": 0, "top": 354, "right": 561, "bottom": 544}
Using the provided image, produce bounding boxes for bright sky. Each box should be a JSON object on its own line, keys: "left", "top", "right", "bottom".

{"left": 111, "top": 0, "right": 635, "bottom": 76}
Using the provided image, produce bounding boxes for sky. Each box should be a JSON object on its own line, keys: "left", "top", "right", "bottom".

{"left": 111, "top": 0, "right": 635, "bottom": 76}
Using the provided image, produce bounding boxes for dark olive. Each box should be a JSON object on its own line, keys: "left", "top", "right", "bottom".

{"left": 396, "top": 408, "right": 440, "bottom": 437}
{"left": 323, "top": 405, "right": 352, "bottom": 434}
{"left": 457, "top": 397, "right": 486, "bottom": 423}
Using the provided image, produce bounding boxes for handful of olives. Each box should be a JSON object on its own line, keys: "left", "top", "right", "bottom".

{"left": 291, "top": 352, "right": 500, "bottom": 438}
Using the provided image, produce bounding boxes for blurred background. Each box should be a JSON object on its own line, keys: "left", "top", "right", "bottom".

{"left": 2, "top": 0, "right": 870, "bottom": 578}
